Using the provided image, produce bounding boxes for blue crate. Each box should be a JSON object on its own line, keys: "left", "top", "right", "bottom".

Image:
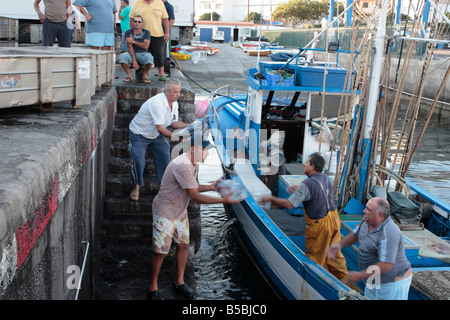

{"left": 280, "top": 76, "right": 294, "bottom": 87}
{"left": 265, "top": 72, "right": 282, "bottom": 86}
{"left": 296, "top": 65, "right": 348, "bottom": 88}
{"left": 428, "top": 212, "right": 450, "bottom": 237}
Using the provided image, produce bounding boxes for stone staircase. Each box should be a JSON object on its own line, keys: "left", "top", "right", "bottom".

{"left": 95, "top": 77, "right": 201, "bottom": 300}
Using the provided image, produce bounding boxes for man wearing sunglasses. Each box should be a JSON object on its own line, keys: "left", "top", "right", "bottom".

{"left": 118, "top": 15, "right": 154, "bottom": 83}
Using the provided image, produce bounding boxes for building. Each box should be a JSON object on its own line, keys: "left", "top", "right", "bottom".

{"left": 196, "top": 0, "right": 286, "bottom": 23}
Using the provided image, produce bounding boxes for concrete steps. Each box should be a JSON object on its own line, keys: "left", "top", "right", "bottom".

{"left": 96, "top": 68, "right": 199, "bottom": 300}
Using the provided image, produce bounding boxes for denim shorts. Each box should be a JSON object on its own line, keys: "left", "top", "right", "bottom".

{"left": 86, "top": 32, "right": 115, "bottom": 47}
{"left": 119, "top": 52, "right": 154, "bottom": 65}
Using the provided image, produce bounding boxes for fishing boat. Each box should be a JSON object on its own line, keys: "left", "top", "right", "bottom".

{"left": 198, "top": 0, "right": 450, "bottom": 300}
{"left": 241, "top": 42, "right": 261, "bottom": 52}
{"left": 247, "top": 49, "right": 271, "bottom": 56}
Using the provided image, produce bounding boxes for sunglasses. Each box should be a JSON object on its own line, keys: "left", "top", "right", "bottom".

{"left": 134, "top": 20, "right": 143, "bottom": 23}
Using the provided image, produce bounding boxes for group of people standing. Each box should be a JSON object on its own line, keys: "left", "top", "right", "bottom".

{"left": 34, "top": 1, "right": 413, "bottom": 302}
{"left": 34, "top": 0, "right": 174, "bottom": 82}
{"left": 118, "top": 0, "right": 174, "bottom": 82}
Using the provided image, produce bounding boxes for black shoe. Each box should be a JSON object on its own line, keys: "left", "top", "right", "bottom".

{"left": 173, "top": 283, "right": 195, "bottom": 299}
{"left": 147, "top": 290, "right": 164, "bottom": 300}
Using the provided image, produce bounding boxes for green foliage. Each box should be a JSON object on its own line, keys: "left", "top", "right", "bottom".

{"left": 272, "top": 0, "right": 344, "bottom": 25}
{"left": 199, "top": 12, "right": 221, "bottom": 21}
{"left": 247, "top": 12, "right": 263, "bottom": 24}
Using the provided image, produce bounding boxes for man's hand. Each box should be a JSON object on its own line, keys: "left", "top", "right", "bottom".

{"left": 38, "top": 12, "right": 46, "bottom": 23}
{"left": 125, "top": 35, "right": 134, "bottom": 44}
{"left": 210, "top": 179, "right": 221, "bottom": 191}
{"left": 326, "top": 243, "right": 341, "bottom": 259}
{"left": 260, "top": 195, "right": 273, "bottom": 204}
{"left": 222, "top": 192, "right": 241, "bottom": 204}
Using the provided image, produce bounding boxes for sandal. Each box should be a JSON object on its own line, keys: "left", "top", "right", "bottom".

{"left": 158, "top": 75, "right": 167, "bottom": 81}
{"left": 142, "top": 78, "right": 151, "bottom": 83}
{"left": 122, "top": 76, "right": 132, "bottom": 82}
{"left": 129, "top": 188, "right": 139, "bottom": 201}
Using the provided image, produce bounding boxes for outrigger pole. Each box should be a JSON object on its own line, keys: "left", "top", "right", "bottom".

{"left": 356, "top": 0, "right": 389, "bottom": 202}
{"left": 281, "top": 3, "right": 354, "bottom": 69}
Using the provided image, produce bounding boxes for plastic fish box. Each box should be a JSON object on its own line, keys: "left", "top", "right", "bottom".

{"left": 172, "top": 51, "right": 191, "bottom": 60}
{"left": 278, "top": 175, "right": 307, "bottom": 215}
{"left": 296, "top": 65, "right": 348, "bottom": 88}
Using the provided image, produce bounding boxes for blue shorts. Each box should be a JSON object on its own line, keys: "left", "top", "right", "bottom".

{"left": 119, "top": 52, "right": 154, "bottom": 66}
{"left": 86, "top": 32, "right": 115, "bottom": 47}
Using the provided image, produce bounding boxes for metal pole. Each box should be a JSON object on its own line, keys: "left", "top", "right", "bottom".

{"left": 75, "top": 241, "right": 90, "bottom": 300}
{"left": 356, "top": 0, "right": 389, "bottom": 202}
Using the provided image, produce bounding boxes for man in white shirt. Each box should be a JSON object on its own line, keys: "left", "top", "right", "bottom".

{"left": 128, "top": 78, "right": 188, "bottom": 201}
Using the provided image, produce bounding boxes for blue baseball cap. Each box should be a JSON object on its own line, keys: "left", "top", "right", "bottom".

{"left": 189, "top": 134, "right": 215, "bottom": 149}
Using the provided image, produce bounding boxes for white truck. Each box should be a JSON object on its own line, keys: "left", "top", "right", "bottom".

{"left": 211, "top": 30, "right": 224, "bottom": 43}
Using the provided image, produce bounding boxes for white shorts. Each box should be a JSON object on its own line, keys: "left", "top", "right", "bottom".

{"left": 364, "top": 274, "right": 412, "bottom": 300}
{"left": 152, "top": 213, "right": 189, "bottom": 254}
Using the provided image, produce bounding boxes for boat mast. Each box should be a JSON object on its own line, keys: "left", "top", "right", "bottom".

{"left": 356, "top": 0, "right": 389, "bottom": 202}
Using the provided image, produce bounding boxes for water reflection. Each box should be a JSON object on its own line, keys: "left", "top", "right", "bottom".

{"left": 391, "top": 112, "right": 450, "bottom": 203}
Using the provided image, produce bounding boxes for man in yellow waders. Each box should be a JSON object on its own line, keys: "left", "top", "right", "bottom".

{"left": 262, "top": 153, "right": 351, "bottom": 283}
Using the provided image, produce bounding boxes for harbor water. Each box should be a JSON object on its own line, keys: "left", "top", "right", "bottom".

{"left": 195, "top": 148, "right": 274, "bottom": 299}
{"left": 193, "top": 102, "right": 450, "bottom": 300}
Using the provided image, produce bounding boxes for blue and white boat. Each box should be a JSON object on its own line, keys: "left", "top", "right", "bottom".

{"left": 201, "top": 0, "right": 450, "bottom": 300}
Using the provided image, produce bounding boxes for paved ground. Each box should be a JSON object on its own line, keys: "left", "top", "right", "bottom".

{"left": 173, "top": 42, "right": 272, "bottom": 97}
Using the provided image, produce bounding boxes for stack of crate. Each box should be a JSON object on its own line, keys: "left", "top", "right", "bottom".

{"left": 0, "top": 17, "right": 18, "bottom": 47}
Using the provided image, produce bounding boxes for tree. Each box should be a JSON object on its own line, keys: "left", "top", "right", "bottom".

{"left": 247, "top": 12, "right": 263, "bottom": 24}
{"left": 272, "top": 0, "right": 341, "bottom": 26}
{"left": 199, "top": 12, "right": 221, "bottom": 21}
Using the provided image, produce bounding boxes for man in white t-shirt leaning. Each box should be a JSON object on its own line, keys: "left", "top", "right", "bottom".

{"left": 128, "top": 78, "right": 188, "bottom": 201}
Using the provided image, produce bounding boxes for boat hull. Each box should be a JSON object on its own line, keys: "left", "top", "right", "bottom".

{"left": 204, "top": 57, "right": 450, "bottom": 299}
{"left": 222, "top": 176, "right": 350, "bottom": 300}
{"left": 247, "top": 49, "right": 271, "bottom": 56}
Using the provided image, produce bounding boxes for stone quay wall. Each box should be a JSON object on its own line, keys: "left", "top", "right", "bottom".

{"left": 0, "top": 87, "right": 116, "bottom": 299}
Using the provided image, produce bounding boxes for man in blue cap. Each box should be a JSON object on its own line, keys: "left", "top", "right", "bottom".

{"left": 147, "top": 134, "right": 240, "bottom": 300}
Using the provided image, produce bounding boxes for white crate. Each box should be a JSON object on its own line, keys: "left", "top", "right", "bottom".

{"left": 190, "top": 50, "right": 207, "bottom": 64}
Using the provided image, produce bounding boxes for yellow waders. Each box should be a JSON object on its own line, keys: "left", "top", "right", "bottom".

{"left": 304, "top": 209, "right": 349, "bottom": 281}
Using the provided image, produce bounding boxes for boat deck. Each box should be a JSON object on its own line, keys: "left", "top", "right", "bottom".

{"left": 265, "top": 208, "right": 306, "bottom": 251}
{"left": 265, "top": 208, "right": 306, "bottom": 237}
